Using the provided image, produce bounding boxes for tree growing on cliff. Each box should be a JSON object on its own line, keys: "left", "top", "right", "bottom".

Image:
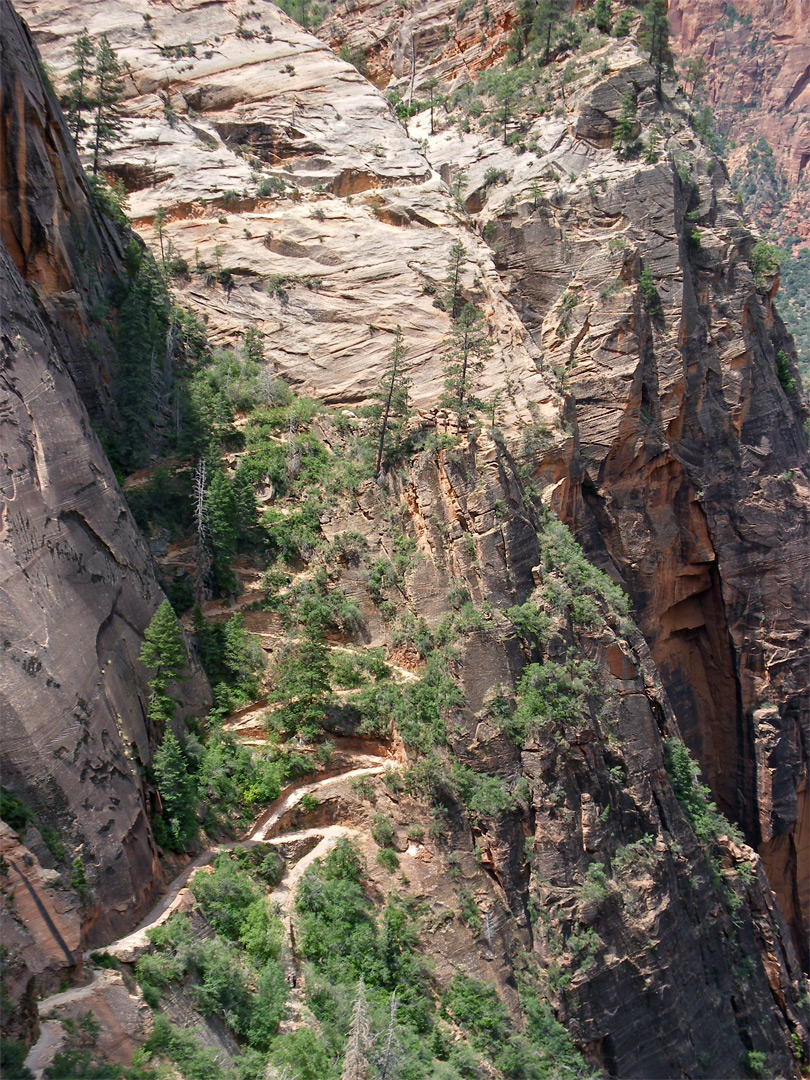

{"left": 639, "top": 0, "right": 673, "bottom": 98}
{"left": 440, "top": 304, "right": 492, "bottom": 421}
{"left": 153, "top": 730, "right": 199, "bottom": 850}
{"left": 140, "top": 599, "right": 189, "bottom": 721}
{"left": 91, "top": 34, "right": 125, "bottom": 174}
{"left": 373, "top": 326, "right": 411, "bottom": 476}
{"left": 444, "top": 240, "right": 467, "bottom": 317}
{"left": 63, "top": 28, "right": 95, "bottom": 145}
{"left": 613, "top": 87, "right": 639, "bottom": 158}
{"left": 534, "top": 0, "right": 568, "bottom": 64}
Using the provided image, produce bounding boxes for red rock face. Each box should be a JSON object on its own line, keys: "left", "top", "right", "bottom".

{"left": 0, "top": 0, "right": 211, "bottom": 1024}
{"left": 668, "top": 0, "right": 810, "bottom": 242}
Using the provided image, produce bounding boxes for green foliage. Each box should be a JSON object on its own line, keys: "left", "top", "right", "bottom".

{"left": 71, "top": 857, "right": 90, "bottom": 901}
{"left": 775, "top": 349, "right": 797, "bottom": 396}
{"left": 638, "top": 265, "right": 661, "bottom": 315}
{"left": 778, "top": 247, "right": 810, "bottom": 383}
{"left": 749, "top": 240, "right": 781, "bottom": 291}
{"left": 139, "top": 599, "right": 189, "bottom": 722}
{"left": 0, "top": 789, "right": 32, "bottom": 832}
{"left": 613, "top": 87, "right": 638, "bottom": 158}
{"left": 0, "top": 1039, "right": 34, "bottom": 1079}
{"left": 270, "top": 633, "right": 333, "bottom": 739}
{"left": 91, "top": 34, "right": 125, "bottom": 174}
{"left": 440, "top": 303, "right": 493, "bottom": 419}
{"left": 613, "top": 8, "right": 633, "bottom": 36}
{"left": 145, "top": 1014, "right": 234, "bottom": 1080}
{"left": 663, "top": 738, "right": 742, "bottom": 845}
{"left": 537, "top": 515, "right": 631, "bottom": 618}
{"left": 270, "top": 1029, "right": 333, "bottom": 1080}
{"left": 193, "top": 609, "right": 265, "bottom": 710}
{"left": 372, "top": 327, "right": 412, "bottom": 475}
{"left": 590, "top": 0, "right": 612, "bottom": 34}
{"left": 444, "top": 975, "right": 509, "bottom": 1050}
{"left": 451, "top": 763, "right": 521, "bottom": 819}
{"left": 106, "top": 240, "right": 171, "bottom": 472}
{"left": 508, "top": 654, "right": 596, "bottom": 746}
{"left": 152, "top": 731, "right": 198, "bottom": 851}
{"left": 638, "top": 0, "right": 673, "bottom": 95}
{"left": 63, "top": 29, "right": 94, "bottom": 144}
{"left": 127, "top": 467, "right": 193, "bottom": 541}
{"left": 377, "top": 847, "right": 400, "bottom": 872}
{"left": 744, "top": 1050, "right": 768, "bottom": 1079}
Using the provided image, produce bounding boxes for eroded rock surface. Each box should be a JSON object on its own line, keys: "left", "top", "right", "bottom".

{"left": 1, "top": 0, "right": 210, "bottom": 1026}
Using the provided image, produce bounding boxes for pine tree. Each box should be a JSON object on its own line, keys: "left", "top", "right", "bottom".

{"left": 534, "top": 0, "right": 568, "bottom": 63}
{"left": 341, "top": 978, "right": 372, "bottom": 1080}
{"left": 373, "top": 326, "right": 411, "bottom": 476}
{"left": 140, "top": 599, "right": 189, "bottom": 696}
{"left": 613, "top": 87, "right": 638, "bottom": 157}
{"left": 91, "top": 34, "right": 125, "bottom": 174}
{"left": 153, "top": 730, "right": 198, "bottom": 851}
{"left": 242, "top": 326, "right": 265, "bottom": 367}
{"left": 440, "top": 303, "right": 492, "bottom": 420}
{"left": 591, "top": 0, "right": 612, "bottom": 34}
{"left": 205, "top": 468, "right": 239, "bottom": 593}
{"left": 639, "top": 0, "right": 673, "bottom": 98}
{"left": 140, "top": 599, "right": 189, "bottom": 723}
{"left": 63, "top": 29, "right": 95, "bottom": 145}
{"left": 444, "top": 240, "right": 467, "bottom": 317}
{"left": 153, "top": 206, "right": 168, "bottom": 265}
{"left": 271, "top": 634, "right": 333, "bottom": 740}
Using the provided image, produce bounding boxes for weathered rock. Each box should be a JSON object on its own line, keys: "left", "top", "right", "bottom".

{"left": 669, "top": 0, "right": 810, "bottom": 242}
{"left": 0, "top": 0, "right": 210, "bottom": 1009}
{"left": 437, "top": 53, "right": 810, "bottom": 970}
{"left": 0, "top": 823, "right": 81, "bottom": 1042}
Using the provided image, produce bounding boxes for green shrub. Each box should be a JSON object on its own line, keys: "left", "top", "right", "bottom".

{"left": 639, "top": 266, "right": 661, "bottom": 315}
{"left": 749, "top": 240, "right": 780, "bottom": 291}
{"left": 377, "top": 847, "right": 400, "bottom": 872}
{"left": 663, "top": 738, "right": 741, "bottom": 845}
{"left": 775, "top": 349, "right": 797, "bottom": 395}
{"left": 444, "top": 975, "right": 509, "bottom": 1050}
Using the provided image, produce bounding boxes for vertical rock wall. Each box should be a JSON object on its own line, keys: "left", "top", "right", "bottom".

{"left": 0, "top": 0, "right": 210, "bottom": 1033}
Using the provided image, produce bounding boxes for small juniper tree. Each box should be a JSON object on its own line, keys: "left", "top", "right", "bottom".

{"left": 91, "top": 34, "right": 125, "bottom": 175}
{"left": 373, "top": 326, "right": 411, "bottom": 476}
{"left": 63, "top": 28, "right": 95, "bottom": 145}
{"left": 440, "top": 303, "right": 492, "bottom": 420}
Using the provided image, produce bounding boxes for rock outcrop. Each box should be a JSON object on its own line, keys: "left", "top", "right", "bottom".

{"left": 1, "top": 0, "right": 210, "bottom": 1031}
{"left": 669, "top": 0, "right": 810, "bottom": 243}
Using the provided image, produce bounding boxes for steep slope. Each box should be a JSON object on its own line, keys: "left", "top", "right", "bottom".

{"left": 669, "top": 0, "right": 810, "bottom": 245}
{"left": 419, "top": 48, "right": 810, "bottom": 967}
{"left": 5, "top": 0, "right": 810, "bottom": 1073}
{"left": 1, "top": 0, "right": 210, "bottom": 1039}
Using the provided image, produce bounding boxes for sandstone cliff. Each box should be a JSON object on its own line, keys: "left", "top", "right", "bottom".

{"left": 669, "top": 0, "right": 810, "bottom": 244}
{"left": 1, "top": 0, "right": 210, "bottom": 1036}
